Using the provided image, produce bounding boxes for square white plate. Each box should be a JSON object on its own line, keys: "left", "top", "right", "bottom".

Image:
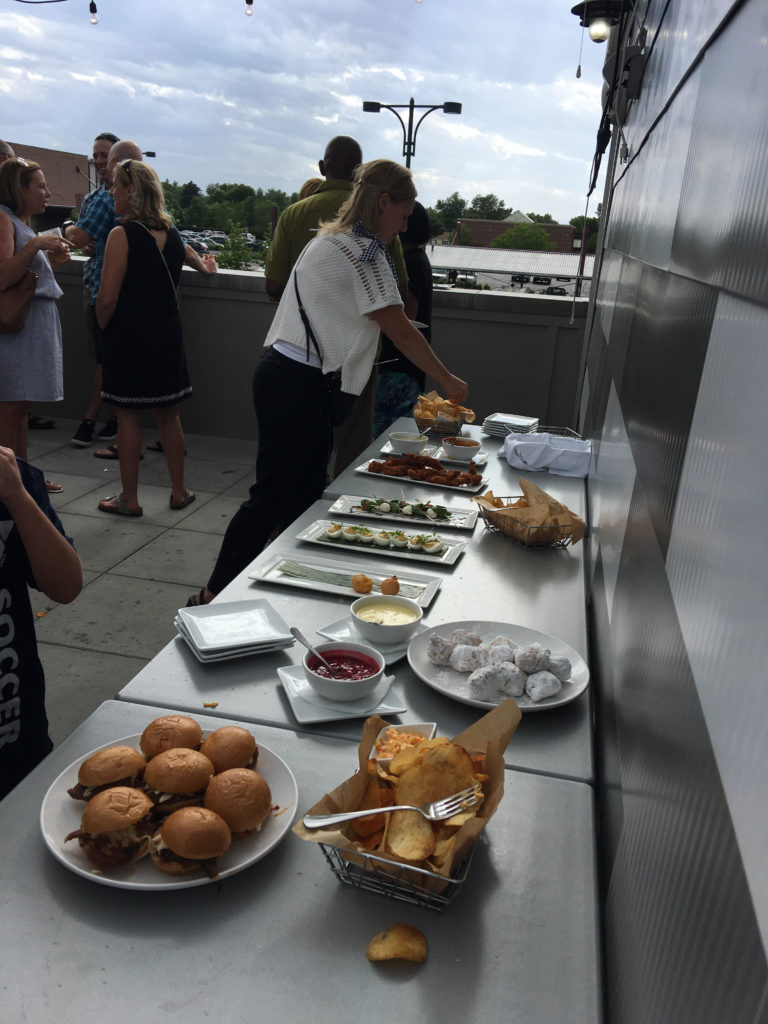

{"left": 317, "top": 615, "right": 429, "bottom": 665}
{"left": 177, "top": 599, "right": 292, "bottom": 652}
{"left": 174, "top": 619, "right": 293, "bottom": 662}
{"left": 277, "top": 665, "right": 406, "bottom": 724}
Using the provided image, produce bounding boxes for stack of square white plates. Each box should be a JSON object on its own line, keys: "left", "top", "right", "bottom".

{"left": 481, "top": 412, "right": 539, "bottom": 436}
{"left": 174, "top": 599, "right": 294, "bottom": 663}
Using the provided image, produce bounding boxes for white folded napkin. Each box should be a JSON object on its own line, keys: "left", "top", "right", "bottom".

{"left": 500, "top": 432, "right": 592, "bottom": 477}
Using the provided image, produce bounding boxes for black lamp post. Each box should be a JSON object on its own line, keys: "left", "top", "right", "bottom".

{"left": 570, "top": 1, "right": 626, "bottom": 42}
{"left": 362, "top": 97, "right": 462, "bottom": 167}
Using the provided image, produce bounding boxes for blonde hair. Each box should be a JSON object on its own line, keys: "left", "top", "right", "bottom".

{"left": 113, "top": 159, "right": 171, "bottom": 230}
{"left": 319, "top": 159, "right": 416, "bottom": 236}
{"left": 0, "top": 158, "right": 42, "bottom": 214}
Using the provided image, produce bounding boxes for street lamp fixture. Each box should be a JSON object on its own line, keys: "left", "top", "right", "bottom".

{"left": 570, "top": 1, "right": 625, "bottom": 42}
{"left": 362, "top": 97, "right": 462, "bottom": 167}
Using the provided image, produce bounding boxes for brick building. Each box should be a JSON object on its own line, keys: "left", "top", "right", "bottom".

{"left": 457, "top": 213, "right": 577, "bottom": 253}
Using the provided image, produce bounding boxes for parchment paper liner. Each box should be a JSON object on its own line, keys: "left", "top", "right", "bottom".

{"left": 293, "top": 699, "right": 521, "bottom": 890}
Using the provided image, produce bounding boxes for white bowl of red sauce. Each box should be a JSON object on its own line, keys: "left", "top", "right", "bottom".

{"left": 302, "top": 640, "right": 385, "bottom": 702}
{"left": 441, "top": 435, "right": 481, "bottom": 462}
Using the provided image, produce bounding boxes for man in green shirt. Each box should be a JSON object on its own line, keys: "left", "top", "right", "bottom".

{"left": 265, "top": 135, "right": 407, "bottom": 473}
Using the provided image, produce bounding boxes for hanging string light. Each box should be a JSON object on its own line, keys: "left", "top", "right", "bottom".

{"left": 89, "top": 1, "right": 97, "bottom": 24}
{"left": 245, "top": 0, "right": 253, "bottom": 13}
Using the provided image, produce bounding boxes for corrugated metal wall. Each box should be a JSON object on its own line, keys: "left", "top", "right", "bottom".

{"left": 579, "top": 1, "right": 768, "bottom": 1020}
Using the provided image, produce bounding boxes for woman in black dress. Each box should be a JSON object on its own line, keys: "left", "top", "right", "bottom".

{"left": 95, "top": 159, "right": 194, "bottom": 516}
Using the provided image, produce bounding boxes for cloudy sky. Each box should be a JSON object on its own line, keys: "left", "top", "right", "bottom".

{"left": 1, "top": 0, "right": 607, "bottom": 224}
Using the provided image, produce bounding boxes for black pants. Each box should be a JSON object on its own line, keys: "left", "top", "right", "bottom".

{"left": 207, "top": 348, "right": 333, "bottom": 594}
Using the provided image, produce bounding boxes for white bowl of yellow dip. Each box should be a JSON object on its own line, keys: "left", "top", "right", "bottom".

{"left": 350, "top": 594, "right": 424, "bottom": 646}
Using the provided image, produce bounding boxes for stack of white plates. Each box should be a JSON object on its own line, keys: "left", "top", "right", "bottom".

{"left": 481, "top": 412, "right": 539, "bottom": 436}
{"left": 174, "top": 599, "right": 294, "bottom": 663}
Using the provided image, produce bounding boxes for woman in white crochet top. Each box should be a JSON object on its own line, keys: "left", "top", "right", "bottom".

{"left": 190, "top": 159, "right": 469, "bottom": 605}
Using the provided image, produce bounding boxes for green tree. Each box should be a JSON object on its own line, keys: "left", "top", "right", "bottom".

{"left": 180, "top": 181, "right": 202, "bottom": 208}
{"left": 457, "top": 224, "right": 472, "bottom": 245}
{"left": 465, "top": 194, "right": 511, "bottom": 220}
{"left": 569, "top": 214, "right": 600, "bottom": 253}
{"left": 434, "top": 192, "right": 467, "bottom": 233}
{"left": 526, "top": 211, "right": 555, "bottom": 223}
{"left": 216, "top": 222, "right": 253, "bottom": 271}
{"left": 491, "top": 224, "right": 556, "bottom": 251}
{"left": 424, "top": 206, "right": 444, "bottom": 238}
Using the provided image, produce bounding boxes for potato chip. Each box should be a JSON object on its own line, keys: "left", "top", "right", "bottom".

{"left": 384, "top": 809, "right": 435, "bottom": 862}
{"left": 366, "top": 923, "right": 427, "bottom": 963}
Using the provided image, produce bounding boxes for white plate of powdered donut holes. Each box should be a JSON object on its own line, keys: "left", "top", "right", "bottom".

{"left": 406, "top": 620, "right": 589, "bottom": 712}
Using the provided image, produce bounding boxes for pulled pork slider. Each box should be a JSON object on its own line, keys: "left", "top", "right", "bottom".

{"left": 143, "top": 748, "right": 214, "bottom": 816}
{"left": 199, "top": 726, "right": 258, "bottom": 773}
{"left": 150, "top": 806, "right": 231, "bottom": 878}
{"left": 67, "top": 745, "right": 146, "bottom": 802}
{"left": 65, "top": 786, "right": 153, "bottom": 868}
{"left": 204, "top": 768, "right": 272, "bottom": 838}
{"left": 140, "top": 715, "right": 202, "bottom": 759}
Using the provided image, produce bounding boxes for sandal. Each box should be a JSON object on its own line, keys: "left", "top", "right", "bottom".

{"left": 170, "top": 489, "right": 196, "bottom": 510}
{"left": 98, "top": 494, "right": 143, "bottom": 517}
{"left": 94, "top": 445, "right": 143, "bottom": 460}
{"left": 186, "top": 588, "right": 210, "bottom": 607}
{"left": 45, "top": 480, "right": 63, "bottom": 493}
{"left": 29, "top": 415, "right": 56, "bottom": 430}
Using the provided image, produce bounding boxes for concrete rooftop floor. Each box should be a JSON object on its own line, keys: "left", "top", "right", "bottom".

{"left": 26, "top": 416, "right": 258, "bottom": 747}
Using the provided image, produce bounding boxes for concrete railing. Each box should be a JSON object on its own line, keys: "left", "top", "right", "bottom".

{"left": 42, "top": 259, "right": 589, "bottom": 440}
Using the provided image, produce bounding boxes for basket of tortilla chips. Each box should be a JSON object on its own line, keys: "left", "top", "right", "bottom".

{"left": 413, "top": 391, "right": 476, "bottom": 437}
{"left": 292, "top": 700, "right": 521, "bottom": 912}
{"left": 473, "top": 478, "right": 586, "bottom": 550}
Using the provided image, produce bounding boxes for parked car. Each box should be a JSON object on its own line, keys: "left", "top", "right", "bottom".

{"left": 532, "top": 276, "right": 552, "bottom": 285}
{"left": 203, "top": 231, "right": 229, "bottom": 246}
{"left": 510, "top": 274, "right": 531, "bottom": 284}
{"left": 185, "top": 237, "right": 209, "bottom": 253}
{"left": 544, "top": 286, "right": 567, "bottom": 295}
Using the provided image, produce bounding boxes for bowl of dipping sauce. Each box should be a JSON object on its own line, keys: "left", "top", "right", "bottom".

{"left": 441, "top": 435, "right": 481, "bottom": 463}
{"left": 389, "top": 431, "right": 428, "bottom": 455}
{"left": 351, "top": 595, "right": 424, "bottom": 646}
{"left": 303, "top": 640, "right": 385, "bottom": 702}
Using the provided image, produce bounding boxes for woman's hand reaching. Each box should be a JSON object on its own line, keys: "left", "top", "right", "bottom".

{"left": 438, "top": 372, "right": 469, "bottom": 406}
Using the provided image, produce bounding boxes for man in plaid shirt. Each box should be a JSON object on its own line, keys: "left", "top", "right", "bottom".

{"left": 63, "top": 132, "right": 121, "bottom": 448}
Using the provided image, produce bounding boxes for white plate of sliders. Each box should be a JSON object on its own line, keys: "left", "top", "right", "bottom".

{"left": 407, "top": 620, "right": 590, "bottom": 713}
{"left": 39, "top": 732, "right": 298, "bottom": 890}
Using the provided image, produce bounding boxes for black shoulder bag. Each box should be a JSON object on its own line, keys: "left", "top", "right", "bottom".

{"left": 293, "top": 272, "right": 358, "bottom": 427}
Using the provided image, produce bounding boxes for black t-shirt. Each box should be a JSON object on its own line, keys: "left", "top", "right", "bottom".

{"left": 0, "top": 459, "right": 71, "bottom": 800}
{"left": 380, "top": 246, "right": 434, "bottom": 385}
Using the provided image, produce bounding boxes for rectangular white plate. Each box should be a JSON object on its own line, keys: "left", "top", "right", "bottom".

{"left": 177, "top": 598, "right": 291, "bottom": 652}
{"left": 355, "top": 460, "right": 486, "bottom": 493}
{"left": 297, "top": 520, "right": 466, "bottom": 566}
{"left": 380, "top": 440, "right": 488, "bottom": 467}
{"left": 249, "top": 551, "right": 442, "bottom": 607}
{"left": 328, "top": 495, "right": 478, "bottom": 531}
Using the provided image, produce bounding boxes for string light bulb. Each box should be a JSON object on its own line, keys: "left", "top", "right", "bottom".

{"left": 588, "top": 17, "right": 611, "bottom": 41}
{"left": 245, "top": 0, "right": 253, "bottom": 13}
{"left": 89, "top": 1, "right": 97, "bottom": 24}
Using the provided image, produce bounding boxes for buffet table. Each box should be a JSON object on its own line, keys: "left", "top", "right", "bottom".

{"left": 0, "top": 699, "right": 601, "bottom": 1024}
{"left": 118, "top": 475, "right": 593, "bottom": 782}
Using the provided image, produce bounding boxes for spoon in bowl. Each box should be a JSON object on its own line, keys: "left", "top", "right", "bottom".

{"left": 290, "top": 626, "right": 342, "bottom": 678}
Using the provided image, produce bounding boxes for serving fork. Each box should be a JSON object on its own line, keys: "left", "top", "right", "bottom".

{"left": 303, "top": 784, "right": 483, "bottom": 829}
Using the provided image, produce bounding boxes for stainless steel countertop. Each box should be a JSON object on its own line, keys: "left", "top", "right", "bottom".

{"left": 118, "top": 486, "right": 593, "bottom": 783}
{"left": 0, "top": 699, "right": 600, "bottom": 1024}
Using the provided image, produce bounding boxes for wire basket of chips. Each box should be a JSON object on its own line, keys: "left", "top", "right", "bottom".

{"left": 473, "top": 479, "right": 586, "bottom": 550}
{"left": 477, "top": 497, "right": 573, "bottom": 549}
{"left": 318, "top": 841, "right": 474, "bottom": 913}
{"left": 412, "top": 391, "right": 475, "bottom": 437}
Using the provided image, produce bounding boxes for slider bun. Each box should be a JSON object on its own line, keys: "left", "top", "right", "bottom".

{"left": 78, "top": 745, "right": 146, "bottom": 787}
{"left": 144, "top": 748, "right": 214, "bottom": 794}
{"left": 140, "top": 715, "right": 202, "bottom": 758}
{"left": 199, "top": 727, "right": 257, "bottom": 772}
{"left": 204, "top": 768, "right": 272, "bottom": 834}
{"left": 81, "top": 786, "right": 153, "bottom": 834}
{"left": 158, "top": 806, "right": 232, "bottom": 860}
